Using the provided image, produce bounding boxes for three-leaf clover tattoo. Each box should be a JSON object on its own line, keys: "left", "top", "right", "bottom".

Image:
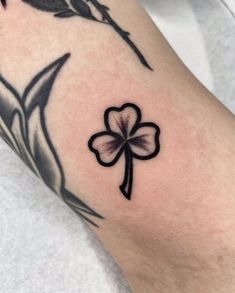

{"left": 88, "top": 103, "right": 161, "bottom": 200}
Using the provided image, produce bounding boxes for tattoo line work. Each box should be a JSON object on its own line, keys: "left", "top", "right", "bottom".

{"left": 0, "top": 53, "right": 103, "bottom": 227}
{"left": 88, "top": 103, "right": 160, "bottom": 200}
{"left": 20, "top": 0, "right": 153, "bottom": 70}
{"left": 1, "top": 0, "right": 6, "bottom": 8}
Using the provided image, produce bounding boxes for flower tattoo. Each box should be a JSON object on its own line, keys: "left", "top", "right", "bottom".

{"left": 88, "top": 103, "right": 161, "bottom": 200}
{"left": 0, "top": 53, "right": 103, "bottom": 227}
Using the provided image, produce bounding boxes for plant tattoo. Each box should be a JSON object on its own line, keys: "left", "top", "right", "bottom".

{"left": 1, "top": 0, "right": 6, "bottom": 8}
{"left": 88, "top": 104, "right": 160, "bottom": 200}
{"left": 17, "top": 0, "right": 153, "bottom": 70}
{"left": 0, "top": 53, "right": 103, "bottom": 227}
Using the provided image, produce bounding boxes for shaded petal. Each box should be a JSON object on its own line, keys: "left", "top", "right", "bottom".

{"left": 27, "top": 106, "right": 63, "bottom": 195}
{"left": 88, "top": 131, "right": 124, "bottom": 166}
{"left": 0, "top": 74, "right": 41, "bottom": 174}
{"left": 0, "top": 74, "right": 23, "bottom": 129}
{"left": 0, "top": 116, "right": 20, "bottom": 153}
{"left": 22, "top": 54, "right": 70, "bottom": 194}
{"left": 129, "top": 122, "right": 160, "bottom": 160}
{"left": 11, "top": 112, "right": 41, "bottom": 176}
{"left": 23, "top": 53, "right": 70, "bottom": 115}
{"left": 105, "top": 103, "right": 141, "bottom": 138}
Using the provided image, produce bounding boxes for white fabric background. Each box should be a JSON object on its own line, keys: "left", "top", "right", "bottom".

{"left": 0, "top": 1, "right": 234, "bottom": 292}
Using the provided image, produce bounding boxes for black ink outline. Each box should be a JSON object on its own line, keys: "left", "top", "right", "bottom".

{"left": 119, "top": 144, "right": 133, "bottom": 199}
{"left": 0, "top": 53, "right": 103, "bottom": 227}
{"left": 104, "top": 103, "right": 142, "bottom": 136}
{"left": 88, "top": 103, "right": 160, "bottom": 200}
{"left": 22, "top": 0, "right": 153, "bottom": 70}
{"left": 130, "top": 122, "right": 161, "bottom": 160}
{"left": 88, "top": 131, "right": 125, "bottom": 167}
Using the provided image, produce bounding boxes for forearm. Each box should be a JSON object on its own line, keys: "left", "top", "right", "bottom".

{"left": 1, "top": 1, "right": 235, "bottom": 293}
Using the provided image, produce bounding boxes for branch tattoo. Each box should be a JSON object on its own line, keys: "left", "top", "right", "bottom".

{"left": 16, "top": 0, "right": 153, "bottom": 70}
{"left": 0, "top": 53, "right": 103, "bottom": 226}
{"left": 0, "top": 1, "right": 160, "bottom": 221}
{"left": 88, "top": 104, "right": 160, "bottom": 200}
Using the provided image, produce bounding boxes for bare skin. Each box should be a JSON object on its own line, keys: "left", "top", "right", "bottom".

{"left": 1, "top": 1, "right": 235, "bottom": 292}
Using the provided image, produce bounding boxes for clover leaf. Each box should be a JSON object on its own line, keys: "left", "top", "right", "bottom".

{"left": 88, "top": 103, "right": 160, "bottom": 200}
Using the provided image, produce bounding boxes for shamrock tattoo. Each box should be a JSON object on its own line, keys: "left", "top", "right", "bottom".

{"left": 88, "top": 103, "right": 160, "bottom": 200}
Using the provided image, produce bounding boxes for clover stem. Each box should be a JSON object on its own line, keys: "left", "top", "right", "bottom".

{"left": 120, "top": 146, "right": 133, "bottom": 200}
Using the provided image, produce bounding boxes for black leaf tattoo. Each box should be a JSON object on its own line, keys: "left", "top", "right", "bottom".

{"left": 22, "top": 0, "right": 153, "bottom": 70}
{"left": 88, "top": 103, "right": 160, "bottom": 200}
{"left": 55, "top": 9, "right": 77, "bottom": 18}
{"left": 0, "top": 53, "right": 103, "bottom": 227}
{"left": 71, "top": 0, "right": 95, "bottom": 19}
{"left": 1, "top": 0, "right": 6, "bottom": 8}
{"left": 23, "top": 0, "right": 69, "bottom": 12}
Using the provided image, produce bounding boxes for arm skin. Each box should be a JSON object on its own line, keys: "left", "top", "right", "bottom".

{"left": 1, "top": 1, "right": 235, "bottom": 292}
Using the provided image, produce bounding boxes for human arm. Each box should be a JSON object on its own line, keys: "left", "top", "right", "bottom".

{"left": 1, "top": 1, "right": 235, "bottom": 292}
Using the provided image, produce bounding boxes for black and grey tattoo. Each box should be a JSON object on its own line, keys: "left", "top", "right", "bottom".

{"left": 21, "top": 0, "right": 153, "bottom": 70}
{"left": 0, "top": 53, "right": 103, "bottom": 226}
{"left": 1, "top": 0, "right": 6, "bottom": 8}
{"left": 88, "top": 103, "right": 160, "bottom": 200}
